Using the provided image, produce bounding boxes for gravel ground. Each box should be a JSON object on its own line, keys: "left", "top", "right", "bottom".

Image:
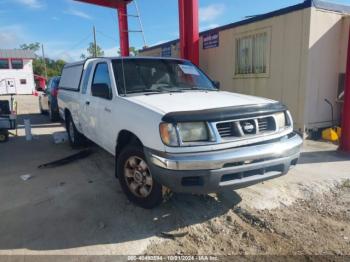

{"left": 145, "top": 180, "right": 350, "bottom": 256}
{"left": 1, "top": 95, "right": 350, "bottom": 259}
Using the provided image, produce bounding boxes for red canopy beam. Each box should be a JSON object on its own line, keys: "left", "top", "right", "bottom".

{"left": 178, "top": 0, "right": 199, "bottom": 65}
{"left": 74, "top": 0, "right": 131, "bottom": 56}
{"left": 117, "top": 2, "right": 130, "bottom": 56}
{"left": 75, "top": 0, "right": 200, "bottom": 64}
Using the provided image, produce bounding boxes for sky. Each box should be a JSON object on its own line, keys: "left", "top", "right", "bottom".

{"left": 1, "top": 0, "right": 350, "bottom": 62}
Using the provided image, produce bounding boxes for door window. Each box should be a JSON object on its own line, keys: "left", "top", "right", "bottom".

{"left": 81, "top": 62, "right": 93, "bottom": 94}
{"left": 91, "top": 63, "right": 112, "bottom": 99}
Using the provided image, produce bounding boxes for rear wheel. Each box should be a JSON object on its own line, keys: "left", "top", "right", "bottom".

{"left": 0, "top": 130, "right": 9, "bottom": 143}
{"left": 66, "top": 113, "right": 85, "bottom": 148}
{"left": 117, "top": 145, "right": 164, "bottom": 209}
{"left": 49, "top": 103, "right": 59, "bottom": 122}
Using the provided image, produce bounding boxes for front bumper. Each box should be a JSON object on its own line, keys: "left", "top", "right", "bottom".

{"left": 144, "top": 132, "right": 303, "bottom": 194}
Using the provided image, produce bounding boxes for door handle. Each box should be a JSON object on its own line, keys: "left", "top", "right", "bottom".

{"left": 85, "top": 101, "right": 90, "bottom": 105}
{"left": 104, "top": 107, "right": 111, "bottom": 113}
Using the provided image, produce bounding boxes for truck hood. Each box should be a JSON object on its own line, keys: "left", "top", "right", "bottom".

{"left": 125, "top": 91, "right": 276, "bottom": 115}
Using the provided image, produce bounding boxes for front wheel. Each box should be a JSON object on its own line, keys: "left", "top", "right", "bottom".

{"left": 0, "top": 130, "right": 9, "bottom": 143}
{"left": 117, "top": 145, "right": 164, "bottom": 209}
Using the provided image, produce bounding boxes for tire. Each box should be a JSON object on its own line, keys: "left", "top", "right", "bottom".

{"left": 117, "top": 145, "right": 164, "bottom": 209}
{"left": 66, "top": 113, "right": 85, "bottom": 148}
{"left": 49, "top": 103, "right": 59, "bottom": 122}
{"left": 0, "top": 130, "right": 9, "bottom": 143}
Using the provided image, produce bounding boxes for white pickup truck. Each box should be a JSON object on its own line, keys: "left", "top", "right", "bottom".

{"left": 58, "top": 57, "right": 302, "bottom": 208}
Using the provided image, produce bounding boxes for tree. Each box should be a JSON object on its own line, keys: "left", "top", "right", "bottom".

{"left": 129, "top": 47, "right": 139, "bottom": 56}
{"left": 20, "top": 43, "right": 66, "bottom": 78}
{"left": 80, "top": 42, "right": 104, "bottom": 58}
{"left": 32, "top": 59, "right": 45, "bottom": 76}
{"left": 19, "top": 42, "right": 41, "bottom": 54}
{"left": 117, "top": 47, "right": 139, "bottom": 56}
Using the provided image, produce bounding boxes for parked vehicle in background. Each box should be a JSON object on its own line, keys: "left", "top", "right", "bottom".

{"left": 58, "top": 57, "right": 303, "bottom": 209}
{"left": 39, "top": 76, "right": 61, "bottom": 121}
{"left": 0, "top": 99, "right": 16, "bottom": 143}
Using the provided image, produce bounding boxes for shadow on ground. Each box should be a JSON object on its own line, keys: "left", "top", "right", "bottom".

{"left": 0, "top": 113, "right": 241, "bottom": 252}
{"left": 299, "top": 150, "right": 350, "bottom": 164}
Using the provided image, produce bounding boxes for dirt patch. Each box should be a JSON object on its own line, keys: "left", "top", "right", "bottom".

{"left": 145, "top": 184, "right": 350, "bottom": 256}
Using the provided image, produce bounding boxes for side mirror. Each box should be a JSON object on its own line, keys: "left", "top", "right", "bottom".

{"left": 213, "top": 80, "right": 220, "bottom": 90}
{"left": 91, "top": 83, "right": 112, "bottom": 100}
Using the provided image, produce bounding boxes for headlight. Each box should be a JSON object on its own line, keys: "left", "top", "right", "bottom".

{"left": 159, "top": 123, "right": 179, "bottom": 146}
{"left": 159, "top": 122, "right": 214, "bottom": 146}
{"left": 177, "top": 122, "right": 209, "bottom": 142}
{"left": 275, "top": 112, "right": 289, "bottom": 130}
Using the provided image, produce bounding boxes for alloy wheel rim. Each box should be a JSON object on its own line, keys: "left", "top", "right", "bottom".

{"left": 124, "top": 156, "right": 153, "bottom": 198}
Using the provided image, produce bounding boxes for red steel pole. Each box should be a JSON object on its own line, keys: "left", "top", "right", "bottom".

{"left": 178, "top": 0, "right": 199, "bottom": 65}
{"left": 179, "top": 0, "right": 186, "bottom": 59}
{"left": 117, "top": 2, "right": 130, "bottom": 56}
{"left": 340, "top": 26, "right": 350, "bottom": 151}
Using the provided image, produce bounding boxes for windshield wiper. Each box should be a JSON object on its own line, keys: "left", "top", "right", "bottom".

{"left": 126, "top": 86, "right": 187, "bottom": 95}
{"left": 126, "top": 89, "right": 162, "bottom": 94}
{"left": 151, "top": 85, "right": 184, "bottom": 93}
{"left": 178, "top": 86, "right": 217, "bottom": 91}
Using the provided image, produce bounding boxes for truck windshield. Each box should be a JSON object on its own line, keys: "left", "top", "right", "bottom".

{"left": 112, "top": 58, "right": 216, "bottom": 95}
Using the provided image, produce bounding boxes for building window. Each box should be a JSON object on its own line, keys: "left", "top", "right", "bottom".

{"left": 20, "top": 79, "right": 27, "bottom": 85}
{"left": 0, "top": 59, "right": 9, "bottom": 69}
{"left": 11, "top": 59, "right": 23, "bottom": 69}
{"left": 235, "top": 31, "right": 268, "bottom": 76}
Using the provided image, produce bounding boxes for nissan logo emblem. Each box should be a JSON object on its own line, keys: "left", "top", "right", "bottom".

{"left": 242, "top": 122, "right": 255, "bottom": 133}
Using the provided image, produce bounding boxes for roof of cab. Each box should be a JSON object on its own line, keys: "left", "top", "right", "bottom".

{"left": 63, "top": 56, "right": 189, "bottom": 68}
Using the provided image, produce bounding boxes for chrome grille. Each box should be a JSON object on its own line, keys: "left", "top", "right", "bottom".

{"left": 257, "top": 117, "right": 275, "bottom": 132}
{"left": 216, "top": 116, "right": 277, "bottom": 139}
{"left": 216, "top": 122, "right": 236, "bottom": 138}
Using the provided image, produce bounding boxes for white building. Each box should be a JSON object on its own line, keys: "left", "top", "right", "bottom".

{"left": 140, "top": 0, "right": 350, "bottom": 136}
{"left": 0, "top": 49, "right": 36, "bottom": 95}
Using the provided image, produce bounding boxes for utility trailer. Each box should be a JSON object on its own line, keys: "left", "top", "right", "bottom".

{"left": 0, "top": 95, "right": 17, "bottom": 142}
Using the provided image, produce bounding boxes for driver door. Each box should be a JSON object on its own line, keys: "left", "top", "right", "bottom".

{"left": 87, "top": 62, "right": 115, "bottom": 152}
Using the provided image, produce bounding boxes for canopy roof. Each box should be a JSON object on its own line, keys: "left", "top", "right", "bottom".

{"left": 0, "top": 49, "right": 35, "bottom": 59}
{"left": 74, "top": 0, "right": 132, "bottom": 9}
